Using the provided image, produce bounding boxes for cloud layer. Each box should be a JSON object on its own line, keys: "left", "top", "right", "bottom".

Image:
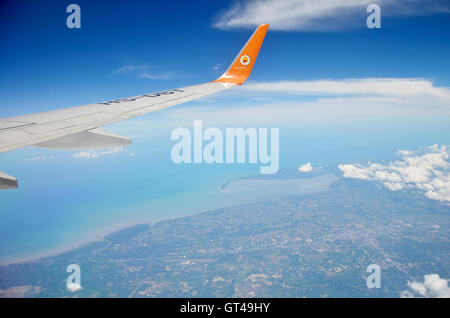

{"left": 244, "top": 79, "right": 450, "bottom": 102}
{"left": 71, "top": 147, "right": 126, "bottom": 160}
{"left": 162, "top": 78, "right": 450, "bottom": 125}
{"left": 214, "top": 0, "right": 450, "bottom": 31}
{"left": 401, "top": 274, "right": 450, "bottom": 298}
{"left": 339, "top": 145, "right": 450, "bottom": 202}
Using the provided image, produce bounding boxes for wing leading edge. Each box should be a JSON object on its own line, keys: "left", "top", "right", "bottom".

{"left": 0, "top": 24, "right": 269, "bottom": 188}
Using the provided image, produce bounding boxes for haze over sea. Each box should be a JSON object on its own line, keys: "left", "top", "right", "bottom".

{"left": 0, "top": 114, "right": 448, "bottom": 263}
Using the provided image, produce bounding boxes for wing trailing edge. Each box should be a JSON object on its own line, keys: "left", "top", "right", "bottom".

{"left": 35, "top": 128, "right": 131, "bottom": 150}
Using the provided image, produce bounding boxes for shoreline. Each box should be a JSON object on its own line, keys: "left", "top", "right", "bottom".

{"left": 0, "top": 221, "right": 148, "bottom": 266}
{"left": 0, "top": 198, "right": 251, "bottom": 266}
{"left": 0, "top": 204, "right": 227, "bottom": 266}
{"left": 1, "top": 171, "right": 340, "bottom": 266}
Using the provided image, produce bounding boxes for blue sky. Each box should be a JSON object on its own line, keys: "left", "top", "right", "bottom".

{"left": 1, "top": 0, "right": 450, "bottom": 116}
{"left": 0, "top": 0, "right": 449, "bottom": 262}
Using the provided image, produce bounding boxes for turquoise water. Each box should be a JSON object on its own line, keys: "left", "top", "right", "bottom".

{"left": 221, "top": 174, "right": 339, "bottom": 200}
{"left": 0, "top": 116, "right": 449, "bottom": 263}
{"left": 0, "top": 141, "right": 257, "bottom": 262}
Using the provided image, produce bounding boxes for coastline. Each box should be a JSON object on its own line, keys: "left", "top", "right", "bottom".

{"left": 0, "top": 203, "right": 234, "bottom": 266}
{"left": 0, "top": 221, "right": 146, "bottom": 266}
{"left": 0, "top": 171, "right": 340, "bottom": 266}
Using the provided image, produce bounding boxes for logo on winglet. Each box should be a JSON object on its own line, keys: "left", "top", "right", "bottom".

{"left": 240, "top": 55, "right": 251, "bottom": 66}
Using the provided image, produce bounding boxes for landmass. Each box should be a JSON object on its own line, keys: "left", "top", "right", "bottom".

{"left": 0, "top": 168, "right": 448, "bottom": 297}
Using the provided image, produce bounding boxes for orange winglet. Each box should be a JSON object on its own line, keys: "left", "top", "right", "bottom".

{"left": 214, "top": 24, "right": 269, "bottom": 85}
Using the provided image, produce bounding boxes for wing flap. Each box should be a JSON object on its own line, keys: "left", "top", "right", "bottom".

{"left": 0, "top": 121, "right": 35, "bottom": 130}
{"left": 35, "top": 128, "right": 131, "bottom": 150}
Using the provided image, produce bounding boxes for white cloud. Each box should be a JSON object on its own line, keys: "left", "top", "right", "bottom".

{"left": 66, "top": 283, "right": 82, "bottom": 293}
{"left": 72, "top": 151, "right": 100, "bottom": 160}
{"left": 113, "top": 65, "right": 173, "bottom": 80}
{"left": 25, "top": 155, "right": 54, "bottom": 161}
{"left": 401, "top": 274, "right": 450, "bottom": 298}
{"left": 162, "top": 78, "right": 450, "bottom": 125}
{"left": 298, "top": 163, "right": 313, "bottom": 172}
{"left": 114, "top": 65, "right": 145, "bottom": 74}
{"left": 214, "top": 0, "right": 450, "bottom": 31}
{"left": 71, "top": 147, "right": 124, "bottom": 160}
{"left": 397, "top": 150, "right": 414, "bottom": 157}
{"left": 243, "top": 79, "right": 450, "bottom": 102}
{"left": 338, "top": 145, "right": 450, "bottom": 202}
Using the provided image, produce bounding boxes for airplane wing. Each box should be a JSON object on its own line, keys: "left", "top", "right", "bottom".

{"left": 0, "top": 24, "right": 269, "bottom": 189}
